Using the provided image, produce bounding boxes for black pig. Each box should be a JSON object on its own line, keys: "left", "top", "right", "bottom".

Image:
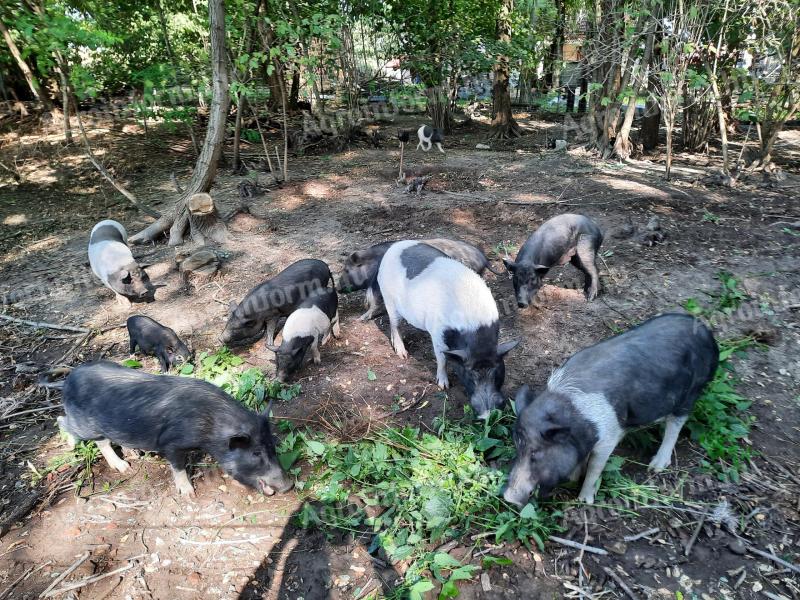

{"left": 221, "top": 259, "right": 333, "bottom": 346}
{"left": 57, "top": 361, "right": 293, "bottom": 497}
{"left": 127, "top": 315, "right": 192, "bottom": 372}
{"left": 503, "top": 214, "right": 603, "bottom": 306}
{"left": 503, "top": 314, "right": 718, "bottom": 506}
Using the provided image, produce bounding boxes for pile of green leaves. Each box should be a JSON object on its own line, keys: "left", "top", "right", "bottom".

{"left": 182, "top": 347, "right": 301, "bottom": 411}
{"left": 683, "top": 271, "right": 758, "bottom": 481}
{"left": 686, "top": 337, "right": 756, "bottom": 482}
{"left": 278, "top": 409, "right": 559, "bottom": 596}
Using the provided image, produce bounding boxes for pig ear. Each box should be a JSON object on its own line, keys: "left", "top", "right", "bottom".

{"left": 228, "top": 300, "right": 239, "bottom": 314}
{"left": 443, "top": 349, "right": 469, "bottom": 363}
{"left": 119, "top": 270, "right": 132, "bottom": 284}
{"left": 228, "top": 433, "right": 252, "bottom": 450}
{"left": 542, "top": 425, "right": 569, "bottom": 443}
{"left": 502, "top": 258, "right": 517, "bottom": 272}
{"left": 534, "top": 265, "right": 549, "bottom": 274}
{"left": 514, "top": 385, "right": 534, "bottom": 415}
{"left": 349, "top": 251, "right": 365, "bottom": 263}
{"left": 497, "top": 339, "right": 518, "bottom": 357}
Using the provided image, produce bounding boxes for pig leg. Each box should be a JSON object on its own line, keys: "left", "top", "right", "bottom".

{"left": 128, "top": 337, "right": 137, "bottom": 354}
{"left": 56, "top": 416, "right": 77, "bottom": 450}
{"left": 573, "top": 235, "right": 600, "bottom": 301}
{"left": 331, "top": 311, "right": 341, "bottom": 338}
{"left": 311, "top": 338, "right": 322, "bottom": 364}
{"left": 97, "top": 439, "right": 131, "bottom": 473}
{"left": 648, "top": 414, "right": 689, "bottom": 471}
{"left": 384, "top": 302, "right": 408, "bottom": 359}
{"left": 156, "top": 346, "right": 171, "bottom": 373}
{"left": 165, "top": 449, "right": 195, "bottom": 496}
{"left": 359, "top": 287, "right": 382, "bottom": 321}
{"left": 435, "top": 142, "right": 445, "bottom": 154}
{"left": 265, "top": 319, "right": 278, "bottom": 346}
{"left": 431, "top": 336, "right": 450, "bottom": 389}
{"left": 577, "top": 437, "right": 621, "bottom": 504}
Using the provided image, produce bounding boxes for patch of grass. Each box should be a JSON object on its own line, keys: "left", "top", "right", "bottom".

{"left": 686, "top": 337, "right": 757, "bottom": 482}
{"left": 32, "top": 439, "right": 101, "bottom": 487}
{"left": 281, "top": 409, "right": 560, "bottom": 594}
{"left": 491, "top": 240, "right": 518, "bottom": 259}
{"left": 183, "top": 347, "right": 301, "bottom": 411}
{"left": 683, "top": 270, "right": 750, "bottom": 319}
{"left": 701, "top": 210, "right": 720, "bottom": 224}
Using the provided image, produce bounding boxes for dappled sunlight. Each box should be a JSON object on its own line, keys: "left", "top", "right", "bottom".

{"left": 302, "top": 180, "right": 332, "bottom": 198}
{"left": 4, "top": 213, "right": 28, "bottom": 225}
{"left": 597, "top": 175, "right": 672, "bottom": 200}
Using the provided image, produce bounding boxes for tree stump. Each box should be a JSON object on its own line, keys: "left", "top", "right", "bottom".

{"left": 168, "top": 193, "right": 227, "bottom": 246}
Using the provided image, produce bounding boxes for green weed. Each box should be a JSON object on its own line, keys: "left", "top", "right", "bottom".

{"left": 181, "top": 347, "right": 301, "bottom": 411}
{"left": 491, "top": 241, "right": 518, "bottom": 259}
{"left": 282, "top": 409, "right": 560, "bottom": 594}
{"left": 33, "top": 440, "right": 101, "bottom": 487}
{"left": 683, "top": 270, "right": 749, "bottom": 319}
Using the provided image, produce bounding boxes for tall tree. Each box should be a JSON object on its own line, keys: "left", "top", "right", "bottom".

{"left": 131, "top": 0, "right": 230, "bottom": 245}
{"left": 0, "top": 17, "right": 51, "bottom": 108}
{"left": 490, "top": 0, "right": 522, "bottom": 138}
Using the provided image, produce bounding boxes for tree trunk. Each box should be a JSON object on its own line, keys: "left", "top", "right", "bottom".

{"left": 612, "top": 22, "right": 655, "bottom": 159}
{"left": 489, "top": 0, "right": 521, "bottom": 139}
{"left": 425, "top": 86, "right": 452, "bottom": 132}
{"left": 130, "top": 0, "right": 229, "bottom": 246}
{"left": 289, "top": 68, "right": 300, "bottom": 108}
{"left": 665, "top": 115, "right": 673, "bottom": 179}
{"left": 641, "top": 99, "right": 660, "bottom": 151}
{"left": 707, "top": 67, "right": 730, "bottom": 173}
{"left": 0, "top": 19, "right": 51, "bottom": 108}
{"left": 545, "top": 0, "right": 565, "bottom": 91}
{"left": 232, "top": 93, "right": 244, "bottom": 173}
{"left": 57, "top": 58, "right": 72, "bottom": 143}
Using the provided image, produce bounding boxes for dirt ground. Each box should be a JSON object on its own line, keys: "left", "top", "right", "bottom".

{"left": 1, "top": 108, "right": 799, "bottom": 599}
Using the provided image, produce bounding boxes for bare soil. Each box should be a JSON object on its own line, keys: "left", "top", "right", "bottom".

{"left": 1, "top": 110, "right": 799, "bottom": 599}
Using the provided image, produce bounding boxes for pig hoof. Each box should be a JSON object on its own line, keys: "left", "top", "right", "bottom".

{"left": 648, "top": 456, "right": 670, "bottom": 471}
{"left": 178, "top": 484, "right": 196, "bottom": 497}
{"left": 115, "top": 460, "right": 131, "bottom": 474}
{"left": 396, "top": 349, "right": 409, "bottom": 360}
{"left": 437, "top": 376, "right": 449, "bottom": 389}
{"left": 313, "top": 356, "right": 321, "bottom": 365}
{"left": 577, "top": 493, "right": 595, "bottom": 505}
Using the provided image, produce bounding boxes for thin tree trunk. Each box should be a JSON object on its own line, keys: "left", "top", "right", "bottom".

{"left": 232, "top": 93, "right": 244, "bottom": 173}
{"left": 130, "top": 0, "right": 229, "bottom": 245}
{"left": 490, "top": 0, "right": 522, "bottom": 139}
{"left": 57, "top": 59, "right": 72, "bottom": 143}
{"left": 707, "top": 69, "right": 730, "bottom": 173}
{"left": 0, "top": 19, "right": 51, "bottom": 108}
{"left": 546, "top": 0, "right": 565, "bottom": 90}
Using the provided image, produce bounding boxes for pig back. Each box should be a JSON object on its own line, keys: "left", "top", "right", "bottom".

{"left": 553, "top": 314, "right": 718, "bottom": 425}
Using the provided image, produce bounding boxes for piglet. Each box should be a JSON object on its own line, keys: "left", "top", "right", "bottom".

{"left": 57, "top": 361, "right": 293, "bottom": 497}
{"left": 503, "top": 313, "right": 718, "bottom": 506}
{"left": 377, "top": 240, "right": 517, "bottom": 418}
{"left": 127, "top": 315, "right": 192, "bottom": 372}
{"left": 503, "top": 213, "right": 603, "bottom": 306}
{"left": 267, "top": 288, "right": 340, "bottom": 382}
{"left": 88, "top": 220, "right": 156, "bottom": 306}
{"left": 221, "top": 259, "right": 333, "bottom": 347}
{"left": 417, "top": 125, "right": 445, "bottom": 153}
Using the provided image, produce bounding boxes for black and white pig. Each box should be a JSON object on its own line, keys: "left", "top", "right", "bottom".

{"left": 88, "top": 220, "right": 157, "bottom": 306}
{"left": 221, "top": 259, "right": 334, "bottom": 347}
{"left": 57, "top": 361, "right": 293, "bottom": 497}
{"left": 338, "top": 238, "right": 500, "bottom": 321}
{"left": 377, "top": 240, "right": 518, "bottom": 418}
{"left": 266, "top": 288, "right": 340, "bottom": 382}
{"left": 417, "top": 125, "right": 445, "bottom": 153}
{"left": 127, "top": 315, "right": 193, "bottom": 372}
{"left": 502, "top": 313, "right": 718, "bottom": 506}
{"left": 503, "top": 213, "right": 603, "bottom": 306}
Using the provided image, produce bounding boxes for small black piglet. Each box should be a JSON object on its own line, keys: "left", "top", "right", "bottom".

{"left": 127, "top": 315, "right": 192, "bottom": 372}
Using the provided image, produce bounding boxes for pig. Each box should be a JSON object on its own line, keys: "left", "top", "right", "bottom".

{"left": 88, "top": 220, "right": 157, "bottom": 305}
{"left": 377, "top": 240, "right": 518, "bottom": 418}
{"left": 417, "top": 125, "right": 445, "bottom": 153}
{"left": 338, "top": 238, "right": 501, "bottom": 321}
{"left": 266, "top": 288, "right": 340, "bottom": 382}
{"left": 221, "top": 259, "right": 333, "bottom": 347}
{"left": 56, "top": 361, "right": 293, "bottom": 497}
{"left": 503, "top": 213, "right": 603, "bottom": 306}
{"left": 502, "top": 313, "right": 718, "bottom": 506}
{"left": 127, "top": 315, "right": 193, "bottom": 372}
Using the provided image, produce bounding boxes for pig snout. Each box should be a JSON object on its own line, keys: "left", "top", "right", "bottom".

{"left": 259, "top": 471, "right": 294, "bottom": 495}
{"left": 502, "top": 461, "right": 536, "bottom": 507}
{"left": 470, "top": 383, "right": 506, "bottom": 420}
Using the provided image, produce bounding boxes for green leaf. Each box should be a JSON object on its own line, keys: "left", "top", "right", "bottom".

{"left": 409, "top": 580, "right": 435, "bottom": 600}
{"left": 180, "top": 363, "right": 195, "bottom": 374}
{"left": 305, "top": 440, "right": 326, "bottom": 456}
{"left": 519, "top": 503, "right": 537, "bottom": 520}
{"left": 121, "top": 359, "right": 142, "bottom": 368}
{"left": 482, "top": 556, "right": 513, "bottom": 568}
{"left": 367, "top": 368, "right": 377, "bottom": 381}
{"left": 433, "top": 552, "right": 462, "bottom": 568}
{"left": 278, "top": 448, "right": 301, "bottom": 470}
